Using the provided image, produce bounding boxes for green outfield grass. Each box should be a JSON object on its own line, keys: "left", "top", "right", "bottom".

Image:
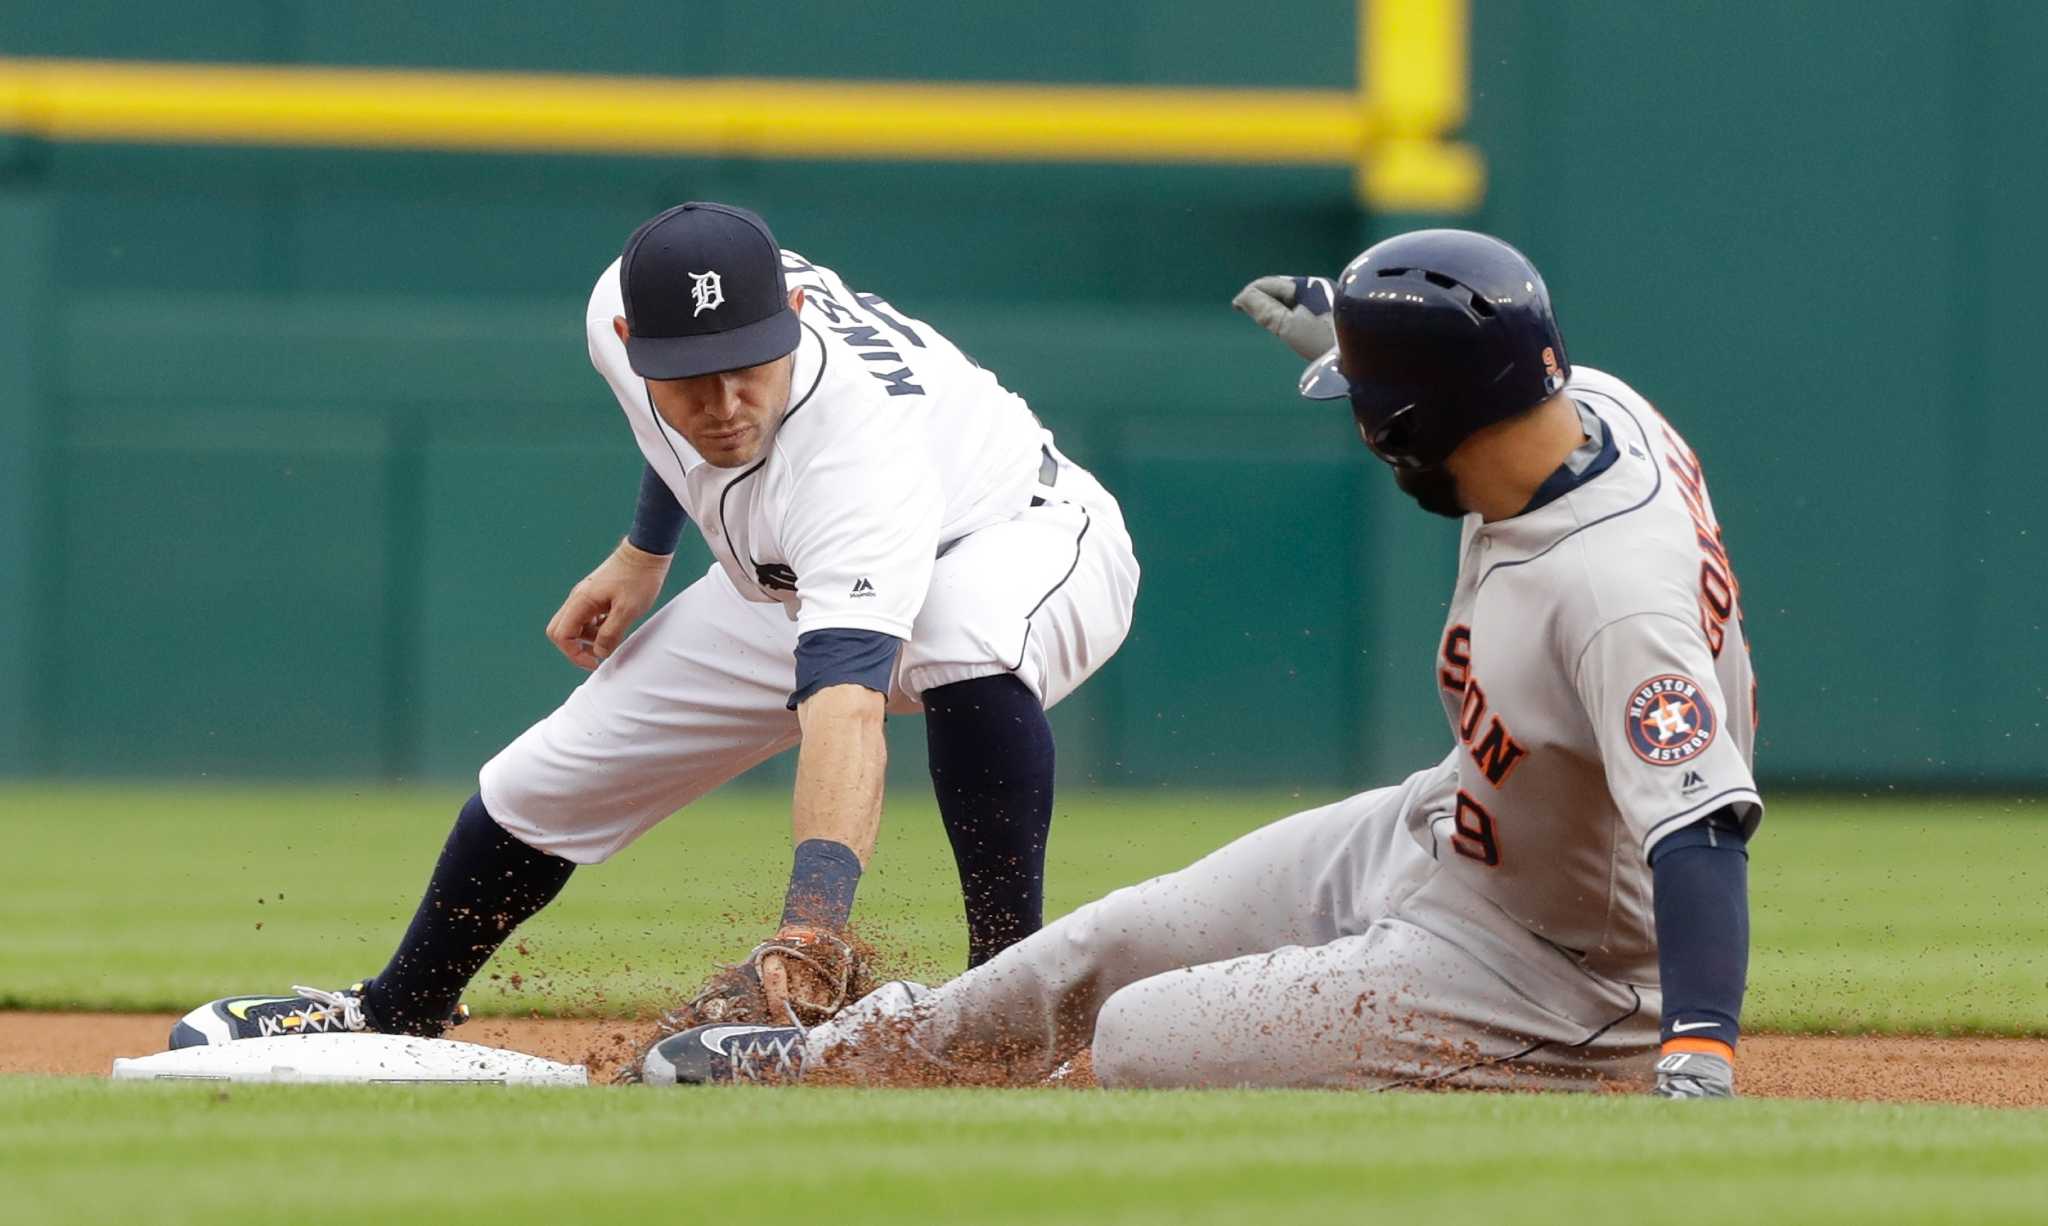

{"left": 4, "top": 1079, "right": 2045, "bottom": 1225}
{"left": 3, "top": 783, "right": 2046, "bottom": 1033}
{"left": 7, "top": 784, "right": 2048, "bottom": 1226}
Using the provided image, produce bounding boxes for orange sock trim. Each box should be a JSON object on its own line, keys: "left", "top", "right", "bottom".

{"left": 1661, "top": 1036, "right": 1735, "bottom": 1060}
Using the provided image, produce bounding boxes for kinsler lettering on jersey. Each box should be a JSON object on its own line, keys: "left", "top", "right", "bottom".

{"left": 782, "top": 253, "right": 926, "bottom": 398}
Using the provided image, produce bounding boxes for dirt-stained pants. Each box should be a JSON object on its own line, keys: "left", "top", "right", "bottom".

{"left": 814, "top": 757, "right": 1659, "bottom": 1090}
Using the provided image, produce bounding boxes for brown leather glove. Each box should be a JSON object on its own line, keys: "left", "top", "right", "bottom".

{"left": 659, "top": 925, "right": 863, "bottom": 1033}
{"left": 756, "top": 925, "right": 861, "bottom": 1025}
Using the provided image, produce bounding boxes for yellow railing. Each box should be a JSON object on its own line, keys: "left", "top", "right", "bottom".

{"left": 1364, "top": 0, "right": 1484, "bottom": 210}
{"left": 0, "top": 1, "right": 1480, "bottom": 210}
{"left": 0, "top": 60, "right": 1368, "bottom": 164}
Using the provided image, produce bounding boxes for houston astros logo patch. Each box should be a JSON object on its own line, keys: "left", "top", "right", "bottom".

{"left": 1625, "top": 674, "right": 1717, "bottom": 765}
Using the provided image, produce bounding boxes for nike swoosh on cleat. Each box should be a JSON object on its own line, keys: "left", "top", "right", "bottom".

{"left": 1670, "top": 1020, "right": 1722, "bottom": 1033}
{"left": 225, "top": 997, "right": 298, "bottom": 1020}
{"left": 697, "top": 1025, "right": 771, "bottom": 1052}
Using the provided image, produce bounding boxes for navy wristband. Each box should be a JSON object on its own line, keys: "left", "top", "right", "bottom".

{"left": 627, "top": 463, "right": 686, "bottom": 556}
{"left": 780, "top": 838, "right": 863, "bottom": 929}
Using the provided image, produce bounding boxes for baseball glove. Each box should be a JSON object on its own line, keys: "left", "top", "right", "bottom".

{"left": 618, "top": 925, "right": 874, "bottom": 1083}
{"left": 680, "top": 924, "right": 871, "bottom": 1027}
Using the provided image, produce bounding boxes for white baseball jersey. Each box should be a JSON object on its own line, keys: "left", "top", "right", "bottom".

{"left": 1424, "top": 366, "right": 1761, "bottom": 982}
{"left": 479, "top": 257, "right": 1139, "bottom": 863}
{"left": 586, "top": 250, "right": 1047, "bottom": 642}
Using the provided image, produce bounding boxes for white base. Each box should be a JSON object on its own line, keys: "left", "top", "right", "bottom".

{"left": 111, "top": 1034, "right": 589, "bottom": 1086}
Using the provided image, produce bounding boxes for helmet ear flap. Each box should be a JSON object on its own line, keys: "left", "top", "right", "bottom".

{"left": 1353, "top": 397, "right": 1432, "bottom": 469}
{"left": 1374, "top": 406, "right": 1418, "bottom": 467}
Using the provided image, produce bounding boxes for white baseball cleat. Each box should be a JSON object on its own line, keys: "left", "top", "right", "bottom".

{"left": 167, "top": 980, "right": 467, "bottom": 1048}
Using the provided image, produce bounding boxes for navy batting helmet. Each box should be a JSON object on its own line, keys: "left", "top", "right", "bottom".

{"left": 1299, "top": 230, "right": 1569, "bottom": 469}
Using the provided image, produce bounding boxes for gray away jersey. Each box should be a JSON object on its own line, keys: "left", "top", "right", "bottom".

{"left": 1419, "top": 366, "right": 1761, "bottom": 984}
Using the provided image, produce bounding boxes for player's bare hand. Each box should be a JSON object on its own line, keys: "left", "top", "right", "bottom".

{"left": 544, "top": 539, "right": 672, "bottom": 670}
{"left": 1231, "top": 274, "right": 1338, "bottom": 360}
{"left": 757, "top": 925, "right": 858, "bottom": 1025}
{"left": 757, "top": 949, "right": 799, "bottom": 1019}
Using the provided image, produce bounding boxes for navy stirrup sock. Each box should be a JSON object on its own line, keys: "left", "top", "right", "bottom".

{"left": 365, "top": 793, "right": 575, "bottom": 1035}
{"left": 922, "top": 674, "right": 1056, "bottom": 968}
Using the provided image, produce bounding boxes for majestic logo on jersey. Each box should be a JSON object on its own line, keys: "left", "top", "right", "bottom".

{"left": 689, "top": 270, "right": 724, "bottom": 316}
{"left": 1625, "top": 674, "right": 1718, "bottom": 765}
{"left": 850, "top": 577, "right": 876, "bottom": 598}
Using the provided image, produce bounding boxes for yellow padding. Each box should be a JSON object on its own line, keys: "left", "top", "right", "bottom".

{"left": 0, "top": 57, "right": 1366, "bottom": 165}
{"left": 1359, "top": 138, "right": 1485, "bottom": 213}
{"left": 1365, "top": 0, "right": 1469, "bottom": 135}
{"left": 0, "top": 42, "right": 1484, "bottom": 210}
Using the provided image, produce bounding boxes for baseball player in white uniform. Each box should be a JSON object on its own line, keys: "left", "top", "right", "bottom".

{"left": 644, "top": 230, "right": 1759, "bottom": 1099}
{"left": 168, "top": 202, "right": 1139, "bottom": 1049}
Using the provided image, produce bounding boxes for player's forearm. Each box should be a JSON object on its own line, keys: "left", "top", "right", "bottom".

{"left": 791, "top": 684, "right": 889, "bottom": 864}
{"left": 626, "top": 462, "right": 686, "bottom": 557}
{"left": 1649, "top": 807, "right": 1750, "bottom": 1056}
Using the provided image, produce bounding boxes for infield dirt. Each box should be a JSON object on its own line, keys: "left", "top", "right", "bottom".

{"left": 6, "top": 1012, "right": 2044, "bottom": 1108}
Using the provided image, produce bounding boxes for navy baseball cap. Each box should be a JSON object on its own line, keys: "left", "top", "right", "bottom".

{"left": 619, "top": 202, "right": 799, "bottom": 379}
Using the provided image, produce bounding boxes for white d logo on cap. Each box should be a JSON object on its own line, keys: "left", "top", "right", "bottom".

{"left": 689, "top": 270, "right": 724, "bottom": 317}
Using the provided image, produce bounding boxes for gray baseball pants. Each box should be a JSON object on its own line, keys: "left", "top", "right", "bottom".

{"left": 814, "top": 757, "right": 1659, "bottom": 1090}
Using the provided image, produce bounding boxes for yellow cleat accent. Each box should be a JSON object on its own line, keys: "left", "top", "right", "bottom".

{"left": 224, "top": 997, "right": 297, "bottom": 1021}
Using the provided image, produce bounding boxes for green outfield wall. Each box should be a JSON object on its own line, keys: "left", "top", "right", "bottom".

{"left": 1, "top": 2, "right": 2042, "bottom": 790}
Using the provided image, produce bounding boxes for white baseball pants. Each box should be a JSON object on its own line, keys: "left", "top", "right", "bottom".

{"left": 478, "top": 460, "right": 1138, "bottom": 864}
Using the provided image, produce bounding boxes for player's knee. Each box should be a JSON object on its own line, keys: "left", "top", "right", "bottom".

{"left": 1091, "top": 980, "right": 1174, "bottom": 1089}
{"left": 475, "top": 764, "right": 624, "bottom": 866}
{"left": 1053, "top": 886, "right": 1152, "bottom": 969}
